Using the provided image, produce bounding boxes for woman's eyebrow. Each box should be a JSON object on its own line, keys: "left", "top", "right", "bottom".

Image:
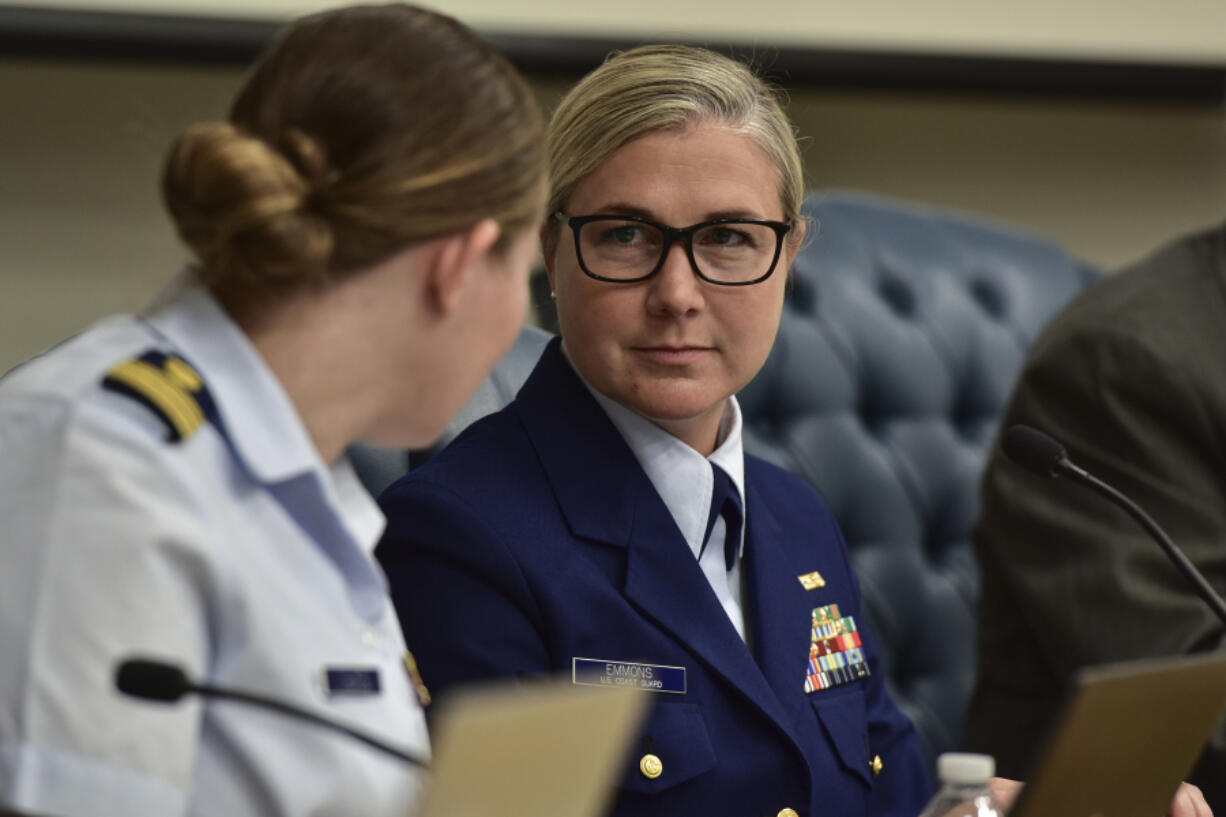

{"left": 703, "top": 208, "right": 770, "bottom": 221}
{"left": 583, "top": 202, "right": 657, "bottom": 219}
{"left": 585, "top": 202, "right": 772, "bottom": 223}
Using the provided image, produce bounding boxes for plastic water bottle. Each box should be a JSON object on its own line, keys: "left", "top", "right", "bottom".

{"left": 917, "top": 753, "right": 1002, "bottom": 817}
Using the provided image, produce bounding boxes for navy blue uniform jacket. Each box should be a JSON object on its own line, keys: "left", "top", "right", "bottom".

{"left": 378, "top": 339, "right": 930, "bottom": 817}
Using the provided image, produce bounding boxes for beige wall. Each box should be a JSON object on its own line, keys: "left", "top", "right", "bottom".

{"left": 2, "top": 60, "right": 239, "bottom": 374}
{"left": 2, "top": 58, "right": 1225, "bottom": 374}
{"left": 16, "top": 0, "right": 1226, "bottom": 63}
{"left": 790, "top": 91, "right": 1226, "bottom": 267}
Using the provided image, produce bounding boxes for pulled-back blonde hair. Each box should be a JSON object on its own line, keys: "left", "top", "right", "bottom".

{"left": 162, "top": 3, "right": 546, "bottom": 299}
{"left": 546, "top": 44, "right": 804, "bottom": 237}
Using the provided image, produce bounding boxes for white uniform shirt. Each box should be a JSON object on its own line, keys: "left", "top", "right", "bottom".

{"left": 0, "top": 282, "right": 429, "bottom": 817}
{"left": 566, "top": 348, "right": 749, "bottom": 639}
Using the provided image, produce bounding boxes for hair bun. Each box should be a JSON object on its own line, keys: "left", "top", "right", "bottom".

{"left": 276, "top": 127, "right": 334, "bottom": 188}
{"left": 162, "top": 122, "right": 334, "bottom": 289}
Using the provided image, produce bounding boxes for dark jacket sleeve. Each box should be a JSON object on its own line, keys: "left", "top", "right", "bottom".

{"left": 376, "top": 474, "right": 553, "bottom": 696}
{"left": 968, "top": 287, "right": 1226, "bottom": 787}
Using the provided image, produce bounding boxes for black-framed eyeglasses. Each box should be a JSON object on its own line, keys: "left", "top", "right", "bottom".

{"left": 555, "top": 212, "right": 792, "bottom": 286}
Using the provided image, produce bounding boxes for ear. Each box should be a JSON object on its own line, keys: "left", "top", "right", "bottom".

{"left": 426, "top": 218, "right": 502, "bottom": 315}
{"left": 783, "top": 220, "right": 807, "bottom": 269}
{"left": 539, "top": 221, "right": 559, "bottom": 293}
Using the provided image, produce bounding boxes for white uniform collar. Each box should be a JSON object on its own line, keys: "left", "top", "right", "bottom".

{"left": 143, "top": 279, "right": 384, "bottom": 552}
{"left": 562, "top": 343, "right": 746, "bottom": 561}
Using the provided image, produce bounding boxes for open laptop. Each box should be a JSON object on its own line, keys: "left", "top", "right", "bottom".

{"left": 415, "top": 679, "right": 647, "bottom": 817}
{"left": 1010, "top": 652, "right": 1226, "bottom": 817}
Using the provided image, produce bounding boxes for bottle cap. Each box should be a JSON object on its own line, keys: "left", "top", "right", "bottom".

{"left": 937, "top": 753, "right": 995, "bottom": 784}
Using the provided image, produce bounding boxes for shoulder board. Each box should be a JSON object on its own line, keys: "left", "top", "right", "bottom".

{"left": 102, "top": 350, "right": 217, "bottom": 443}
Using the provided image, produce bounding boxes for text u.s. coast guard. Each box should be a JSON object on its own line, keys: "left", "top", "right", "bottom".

{"left": 572, "top": 658, "right": 686, "bottom": 694}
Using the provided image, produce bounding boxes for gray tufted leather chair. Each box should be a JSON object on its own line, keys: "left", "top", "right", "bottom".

{"left": 738, "top": 191, "right": 1100, "bottom": 769}
{"left": 351, "top": 190, "right": 1100, "bottom": 772}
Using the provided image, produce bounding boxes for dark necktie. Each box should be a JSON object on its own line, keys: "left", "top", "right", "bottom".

{"left": 701, "top": 463, "right": 743, "bottom": 571}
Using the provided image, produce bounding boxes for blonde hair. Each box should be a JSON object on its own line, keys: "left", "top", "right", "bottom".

{"left": 162, "top": 3, "right": 546, "bottom": 299}
{"left": 546, "top": 44, "right": 804, "bottom": 236}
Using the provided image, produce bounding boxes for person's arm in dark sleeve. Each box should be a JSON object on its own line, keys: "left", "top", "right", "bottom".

{"left": 376, "top": 475, "right": 552, "bottom": 699}
{"left": 971, "top": 323, "right": 1226, "bottom": 781}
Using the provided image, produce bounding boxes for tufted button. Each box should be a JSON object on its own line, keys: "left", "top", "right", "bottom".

{"left": 877, "top": 274, "right": 917, "bottom": 317}
{"left": 969, "top": 276, "right": 1007, "bottom": 320}
{"left": 639, "top": 753, "right": 662, "bottom": 779}
{"left": 871, "top": 754, "right": 884, "bottom": 777}
{"left": 777, "top": 809, "right": 800, "bottom": 817}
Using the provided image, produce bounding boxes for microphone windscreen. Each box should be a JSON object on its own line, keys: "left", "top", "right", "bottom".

{"left": 1002, "top": 424, "right": 1067, "bottom": 478}
{"left": 115, "top": 658, "right": 192, "bottom": 702}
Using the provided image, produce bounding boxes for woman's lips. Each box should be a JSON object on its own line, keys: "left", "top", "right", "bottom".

{"left": 632, "top": 346, "right": 712, "bottom": 365}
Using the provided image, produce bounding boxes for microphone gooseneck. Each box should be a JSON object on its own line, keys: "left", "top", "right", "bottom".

{"left": 1002, "top": 424, "right": 1226, "bottom": 628}
{"left": 114, "top": 658, "right": 429, "bottom": 768}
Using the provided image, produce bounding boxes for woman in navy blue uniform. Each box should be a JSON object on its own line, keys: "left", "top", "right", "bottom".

{"left": 377, "top": 44, "right": 932, "bottom": 817}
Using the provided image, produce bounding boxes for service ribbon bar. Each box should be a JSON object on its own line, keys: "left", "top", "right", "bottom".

{"left": 804, "top": 604, "right": 871, "bottom": 693}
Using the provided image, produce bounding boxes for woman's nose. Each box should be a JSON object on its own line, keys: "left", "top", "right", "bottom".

{"left": 645, "top": 243, "right": 704, "bottom": 316}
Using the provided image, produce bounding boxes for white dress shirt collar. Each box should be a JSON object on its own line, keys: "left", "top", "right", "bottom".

{"left": 561, "top": 344, "right": 746, "bottom": 562}
{"left": 144, "top": 278, "right": 384, "bottom": 553}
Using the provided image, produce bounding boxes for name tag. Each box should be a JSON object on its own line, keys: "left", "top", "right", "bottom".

{"left": 323, "top": 667, "right": 381, "bottom": 696}
{"left": 572, "top": 657, "right": 686, "bottom": 694}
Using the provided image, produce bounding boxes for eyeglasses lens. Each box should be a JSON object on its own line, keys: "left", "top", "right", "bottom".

{"left": 577, "top": 219, "right": 778, "bottom": 283}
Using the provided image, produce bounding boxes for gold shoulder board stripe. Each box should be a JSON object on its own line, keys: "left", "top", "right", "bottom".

{"left": 103, "top": 356, "right": 206, "bottom": 442}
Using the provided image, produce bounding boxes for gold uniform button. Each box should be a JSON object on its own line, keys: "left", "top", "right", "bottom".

{"left": 871, "top": 754, "right": 884, "bottom": 777}
{"left": 639, "top": 753, "right": 663, "bottom": 779}
{"left": 777, "top": 809, "right": 800, "bottom": 817}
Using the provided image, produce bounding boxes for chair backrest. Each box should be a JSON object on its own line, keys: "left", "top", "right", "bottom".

{"left": 350, "top": 190, "right": 1101, "bottom": 771}
{"left": 738, "top": 191, "right": 1100, "bottom": 768}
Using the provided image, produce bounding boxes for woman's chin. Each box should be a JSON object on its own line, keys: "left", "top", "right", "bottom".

{"left": 622, "top": 393, "right": 729, "bottom": 442}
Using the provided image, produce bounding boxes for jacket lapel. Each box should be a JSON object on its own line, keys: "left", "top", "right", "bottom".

{"left": 514, "top": 339, "right": 638, "bottom": 547}
{"left": 515, "top": 340, "right": 802, "bottom": 742}
{"left": 742, "top": 463, "right": 819, "bottom": 725}
{"left": 621, "top": 500, "right": 799, "bottom": 737}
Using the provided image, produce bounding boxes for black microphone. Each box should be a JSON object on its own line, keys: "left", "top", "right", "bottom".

{"left": 115, "top": 658, "right": 428, "bottom": 768}
{"left": 1002, "top": 424, "right": 1226, "bottom": 627}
